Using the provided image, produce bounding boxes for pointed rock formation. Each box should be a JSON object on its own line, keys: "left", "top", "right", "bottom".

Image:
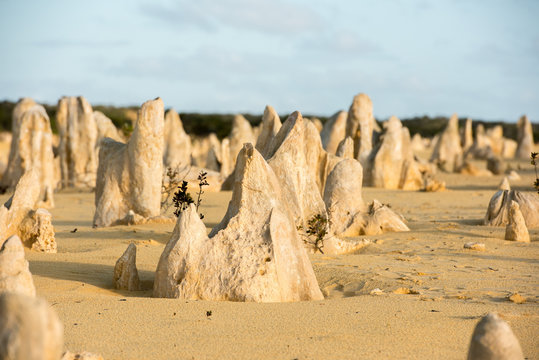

{"left": 498, "top": 177, "right": 511, "bottom": 191}
{"left": 0, "top": 293, "right": 63, "bottom": 360}
{"left": 368, "top": 116, "right": 423, "bottom": 190}
{"left": 323, "top": 159, "right": 364, "bottom": 237}
{"left": 321, "top": 111, "right": 347, "bottom": 155}
{"left": 255, "top": 105, "right": 281, "bottom": 158}
{"left": 310, "top": 117, "right": 323, "bottom": 132}
{"left": 364, "top": 200, "right": 410, "bottom": 235}
{"left": 484, "top": 190, "right": 539, "bottom": 227}
{"left": 462, "top": 118, "right": 473, "bottom": 152}
{"left": 515, "top": 115, "right": 534, "bottom": 159}
{"left": 0, "top": 169, "right": 41, "bottom": 242}
{"left": 505, "top": 201, "right": 530, "bottom": 242}
{"left": 265, "top": 112, "right": 328, "bottom": 226}
{"left": 163, "top": 109, "right": 192, "bottom": 169}
{"left": 19, "top": 209, "right": 57, "bottom": 253}
{"left": 113, "top": 243, "right": 141, "bottom": 290}
{"left": 0, "top": 236, "right": 36, "bottom": 296}
{"left": 507, "top": 170, "right": 521, "bottom": 181}
{"left": 335, "top": 137, "right": 354, "bottom": 159}
{"left": 1, "top": 104, "right": 56, "bottom": 207}
{"left": 467, "top": 313, "right": 524, "bottom": 360}
{"left": 154, "top": 144, "right": 324, "bottom": 302}
{"left": 345, "top": 94, "right": 374, "bottom": 166}
{"left": 93, "top": 98, "right": 164, "bottom": 227}
{"left": 56, "top": 96, "right": 98, "bottom": 188}
{"left": 227, "top": 114, "right": 255, "bottom": 171}
{"left": 94, "top": 110, "right": 124, "bottom": 144}
{"left": 430, "top": 114, "right": 463, "bottom": 172}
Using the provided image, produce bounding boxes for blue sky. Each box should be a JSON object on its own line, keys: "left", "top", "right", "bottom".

{"left": 0, "top": 0, "right": 538, "bottom": 121}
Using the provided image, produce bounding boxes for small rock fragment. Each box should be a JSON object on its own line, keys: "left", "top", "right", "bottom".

{"left": 464, "top": 242, "right": 486, "bottom": 251}
{"left": 62, "top": 351, "right": 104, "bottom": 360}
{"left": 370, "top": 288, "right": 383, "bottom": 295}
{"left": 507, "top": 293, "right": 526, "bottom": 304}
{"left": 19, "top": 208, "right": 57, "bottom": 253}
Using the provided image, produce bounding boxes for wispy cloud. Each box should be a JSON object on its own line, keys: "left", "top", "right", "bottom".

{"left": 140, "top": 0, "right": 322, "bottom": 35}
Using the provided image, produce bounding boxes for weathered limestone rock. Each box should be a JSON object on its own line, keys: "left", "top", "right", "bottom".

{"left": 423, "top": 177, "right": 446, "bottom": 192}
{"left": 56, "top": 96, "right": 98, "bottom": 188}
{"left": 335, "top": 137, "right": 354, "bottom": 159}
{"left": 485, "top": 126, "right": 505, "bottom": 156}
{"left": 363, "top": 200, "right": 410, "bottom": 235}
{"left": 505, "top": 201, "right": 530, "bottom": 242}
{"left": 320, "top": 111, "right": 347, "bottom": 155}
{"left": 458, "top": 162, "right": 493, "bottom": 177}
{"left": 501, "top": 139, "right": 517, "bottom": 159}
{"left": 498, "top": 177, "right": 511, "bottom": 191}
{"left": 0, "top": 132, "right": 12, "bottom": 178}
{"left": 461, "top": 117, "right": 473, "bottom": 152}
{"left": 507, "top": 170, "right": 521, "bottom": 181}
{"left": 191, "top": 133, "right": 221, "bottom": 171}
{"left": 467, "top": 313, "right": 524, "bottom": 360}
{"left": 464, "top": 242, "right": 486, "bottom": 251}
{"left": 486, "top": 155, "right": 506, "bottom": 175}
{"left": 515, "top": 115, "right": 534, "bottom": 159}
{"left": 1, "top": 104, "right": 56, "bottom": 207}
{"left": 227, "top": 114, "right": 255, "bottom": 171}
{"left": 255, "top": 105, "right": 281, "bottom": 158}
{"left": 154, "top": 144, "right": 324, "bottom": 302}
{"left": 430, "top": 114, "right": 463, "bottom": 172}
{"left": 94, "top": 111, "right": 124, "bottom": 143}
{"left": 3, "top": 99, "right": 36, "bottom": 178}
{"left": 113, "top": 243, "right": 141, "bottom": 290}
{"left": 163, "top": 109, "right": 192, "bottom": 169}
{"left": 93, "top": 98, "right": 164, "bottom": 227}
{"left": 19, "top": 209, "right": 56, "bottom": 253}
{"left": 345, "top": 94, "right": 374, "bottom": 166}
{"left": 467, "top": 124, "right": 490, "bottom": 159}
{"left": 411, "top": 133, "right": 428, "bottom": 154}
{"left": 0, "top": 236, "right": 36, "bottom": 296}
{"left": 310, "top": 117, "right": 323, "bottom": 132}
{"left": 323, "top": 159, "right": 364, "bottom": 237}
{"left": 484, "top": 190, "right": 539, "bottom": 227}
{"left": 368, "top": 116, "right": 423, "bottom": 190}
{"left": 0, "top": 170, "right": 41, "bottom": 242}
{"left": 0, "top": 293, "right": 63, "bottom": 360}
{"left": 265, "top": 112, "right": 328, "bottom": 226}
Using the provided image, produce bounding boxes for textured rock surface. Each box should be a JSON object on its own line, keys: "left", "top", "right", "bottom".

{"left": 163, "top": 109, "right": 192, "bottom": 169}
{"left": 266, "top": 112, "right": 328, "bottom": 226}
{"left": 498, "top": 177, "right": 511, "bottom": 191}
{"left": 345, "top": 94, "right": 374, "bottom": 165}
{"left": 484, "top": 190, "right": 539, "bottom": 227}
{"left": 0, "top": 104, "right": 56, "bottom": 207}
{"left": 515, "top": 115, "right": 534, "bottom": 159}
{"left": 56, "top": 96, "right": 98, "bottom": 188}
{"left": 368, "top": 116, "right": 422, "bottom": 190}
{"left": 154, "top": 144, "right": 324, "bottom": 302}
{"left": 462, "top": 117, "right": 473, "bottom": 152}
{"left": 0, "top": 236, "right": 36, "bottom": 296}
{"left": 505, "top": 201, "right": 530, "bottom": 242}
{"left": 93, "top": 98, "right": 164, "bottom": 227}
{"left": 227, "top": 114, "right": 255, "bottom": 172}
{"left": 364, "top": 200, "right": 410, "bottom": 236}
{"left": 430, "top": 114, "right": 463, "bottom": 172}
{"left": 255, "top": 105, "right": 281, "bottom": 158}
{"left": 335, "top": 137, "right": 354, "bottom": 159}
{"left": 486, "top": 155, "right": 505, "bottom": 175}
{"left": 320, "top": 111, "right": 347, "bottom": 155}
{"left": 323, "top": 159, "right": 364, "bottom": 237}
{"left": 0, "top": 293, "right": 63, "bottom": 360}
{"left": 0, "top": 170, "right": 41, "bottom": 242}
{"left": 94, "top": 111, "right": 124, "bottom": 144}
{"left": 467, "top": 313, "right": 524, "bottom": 360}
{"left": 19, "top": 208, "right": 57, "bottom": 253}
{"left": 113, "top": 243, "right": 141, "bottom": 290}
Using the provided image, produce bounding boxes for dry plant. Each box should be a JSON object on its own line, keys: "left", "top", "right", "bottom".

{"left": 172, "top": 170, "right": 209, "bottom": 219}
{"left": 298, "top": 212, "right": 331, "bottom": 254}
{"left": 161, "top": 166, "right": 191, "bottom": 213}
{"left": 531, "top": 152, "right": 539, "bottom": 194}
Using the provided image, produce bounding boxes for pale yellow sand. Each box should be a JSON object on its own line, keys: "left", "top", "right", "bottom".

{"left": 5, "top": 159, "right": 538, "bottom": 359}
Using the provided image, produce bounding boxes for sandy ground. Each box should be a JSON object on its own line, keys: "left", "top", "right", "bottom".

{"left": 4, "top": 159, "right": 538, "bottom": 359}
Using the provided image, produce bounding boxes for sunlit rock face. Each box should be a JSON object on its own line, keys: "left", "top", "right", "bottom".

{"left": 56, "top": 96, "right": 98, "bottom": 188}
{"left": 93, "top": 98, "right": 164, "bottom": 227}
